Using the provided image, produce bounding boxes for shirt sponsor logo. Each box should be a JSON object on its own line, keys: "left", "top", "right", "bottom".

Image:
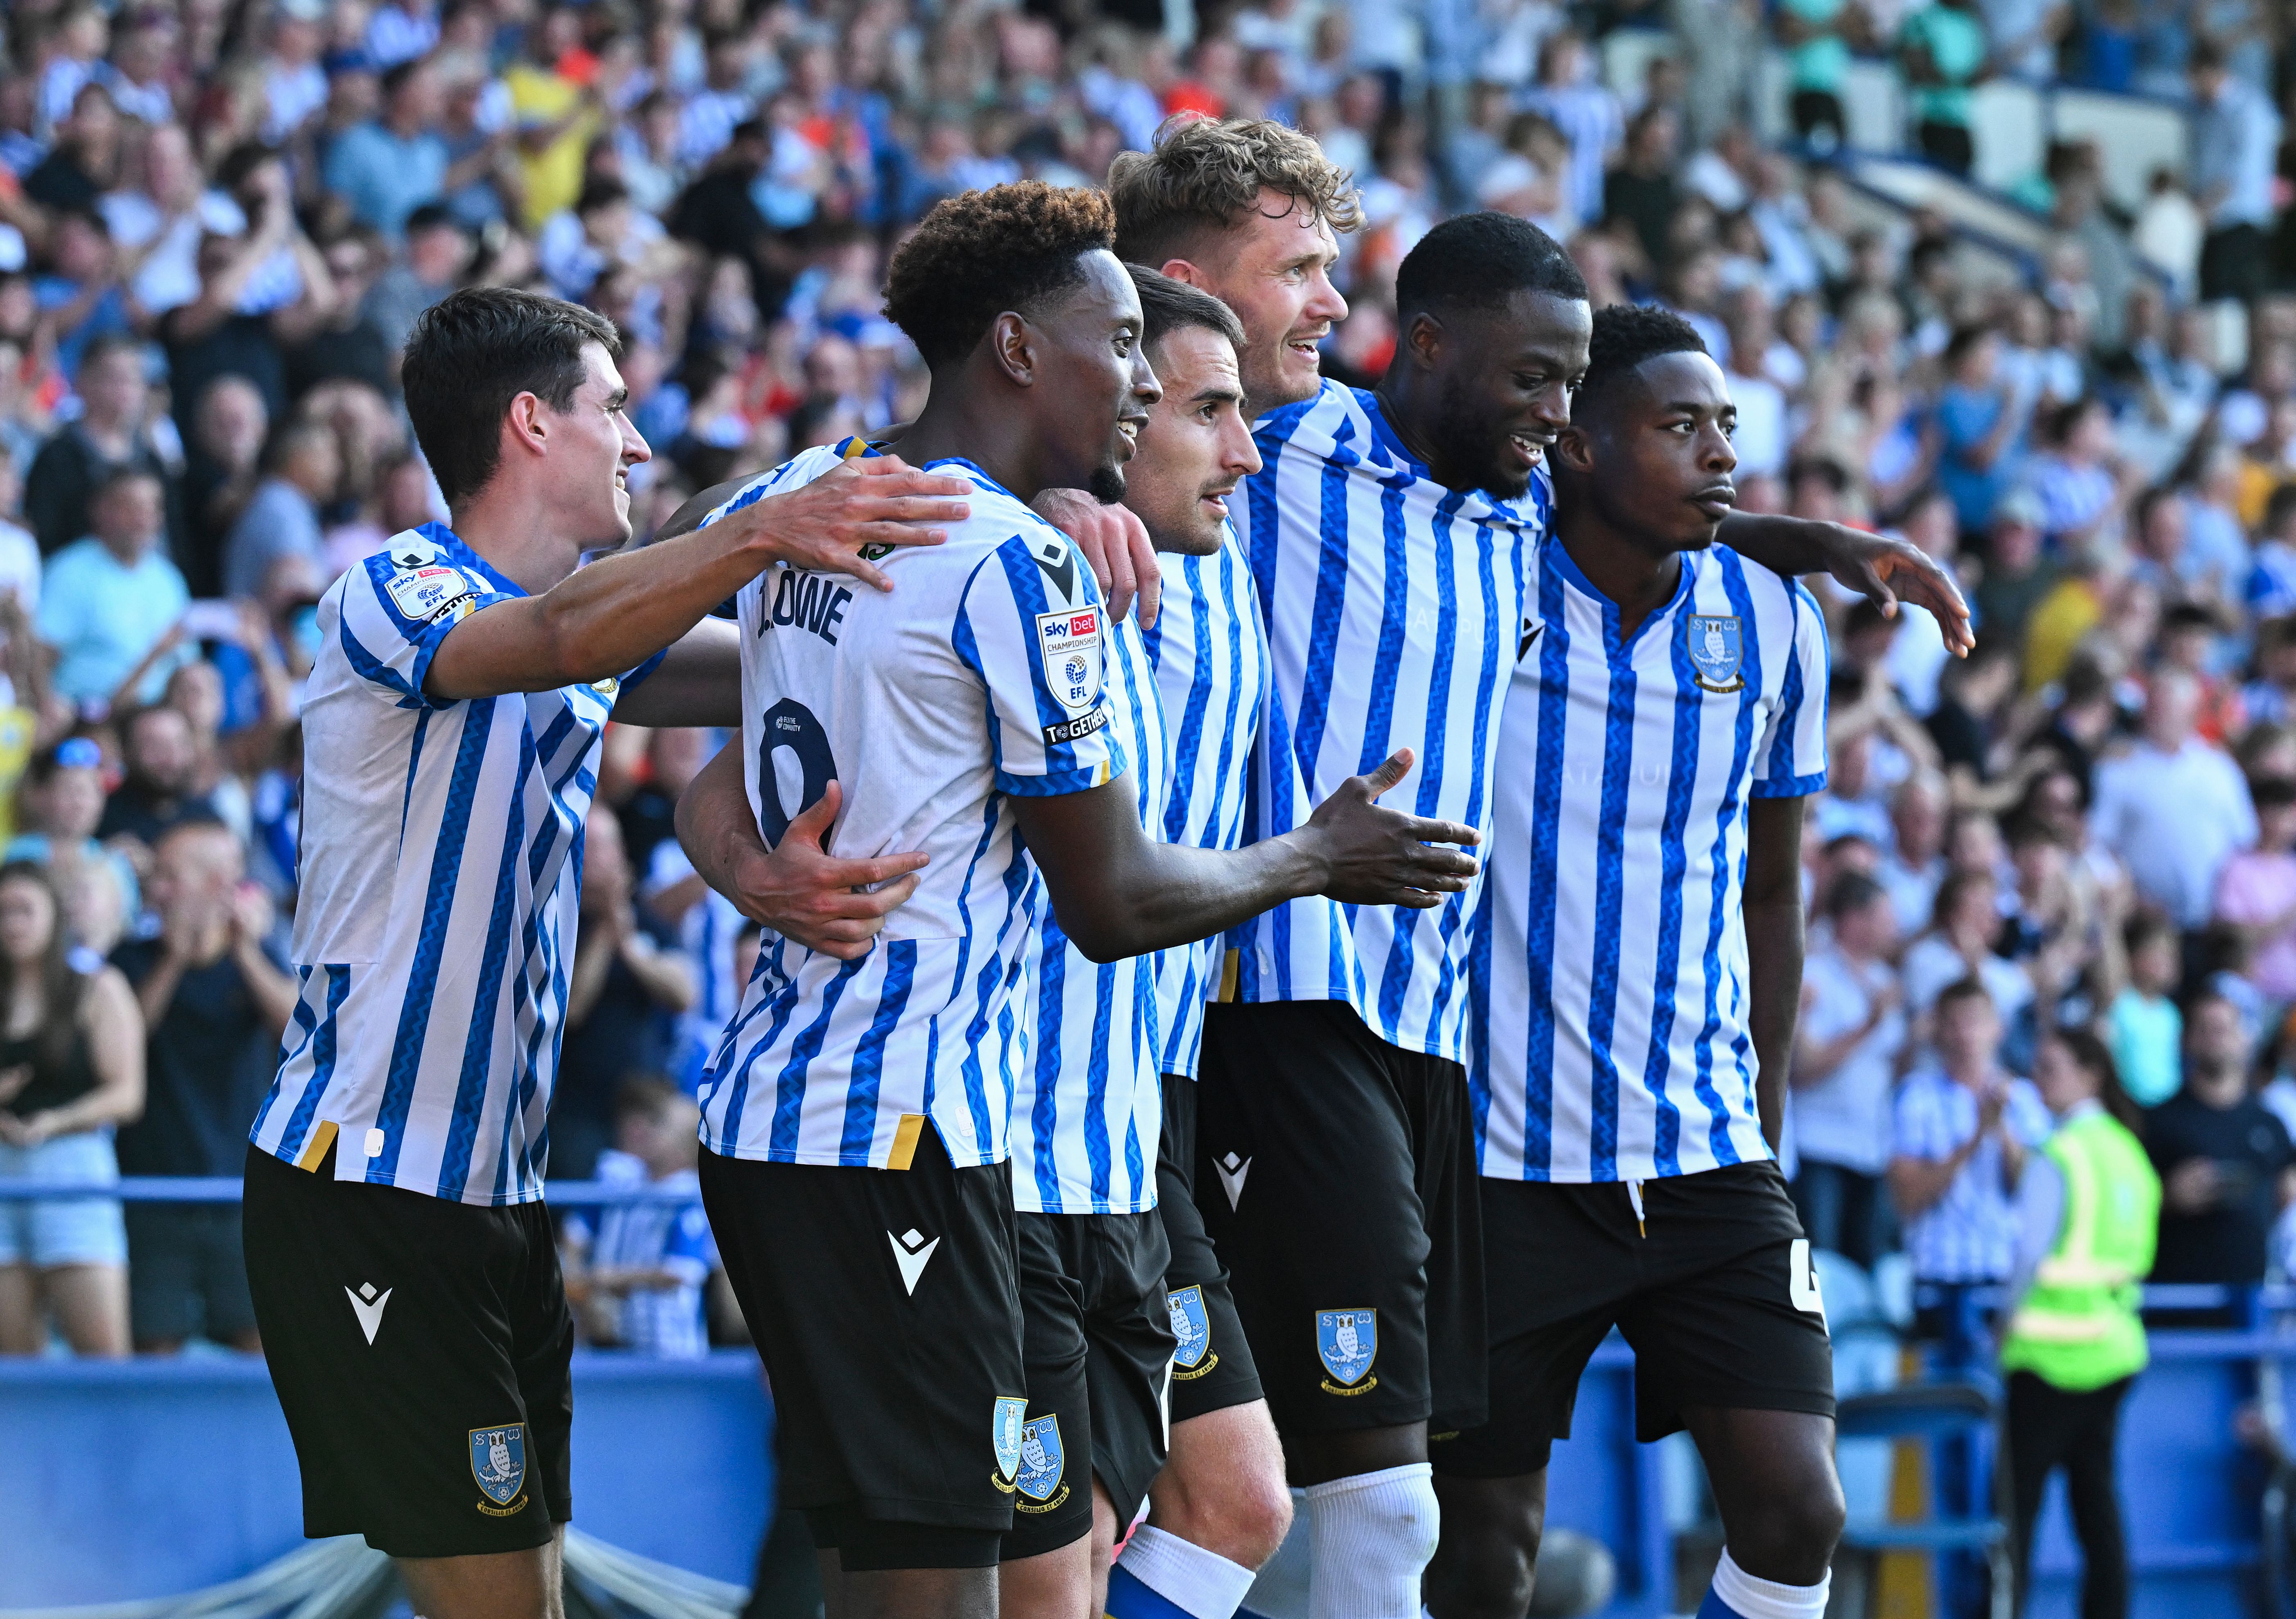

{"left": 1035, "top": 608, "right": 1104, "bottom": 717}
{"left": 386, "top": 565, "right": 474, "bottom": 624}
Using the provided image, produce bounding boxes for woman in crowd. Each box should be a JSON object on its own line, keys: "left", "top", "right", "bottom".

{"left": 0, "top": 859, "right": 145, "bottom": 1356}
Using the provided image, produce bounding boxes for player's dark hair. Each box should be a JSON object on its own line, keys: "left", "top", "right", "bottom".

{"left": 402, "top": 286, "right": 622, "bottom": 507}
{"left": 1394, "top": 212, "right": 1586, "bottom": 325}
{"left": 1126, "top": 263, "right": 1245, "bottom": 357}
{"left": 1574, "top": 303, "right": 1707, "bottom": 413}
{"left": 882, "top": 182, "right": 1117, "bottom": 369}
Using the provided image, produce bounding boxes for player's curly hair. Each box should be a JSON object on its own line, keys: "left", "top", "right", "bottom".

{"left": 1110, "top": 115, "right": 1363, "bottom": 267}
{"left": 1577, "top": 303, "right": 1707, "bottom": 411}
{"left": 882, "top": 182, "right": 1118, "bottom": 368}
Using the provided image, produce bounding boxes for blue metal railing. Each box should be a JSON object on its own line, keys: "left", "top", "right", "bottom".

{"left": 0, "top": 1175, "right": 698, "bottom": 1204}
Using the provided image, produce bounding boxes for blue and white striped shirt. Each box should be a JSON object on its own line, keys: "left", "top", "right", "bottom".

{"left": 1473, "top": 542, "right": 1830, "bottom": 1183}
{"left": 1228, "top": 380, "right": 1546, "bottom": 1066}
{"left": 1144, "top": 532, "right": 1272, "bottom": 1080}
{"left": 250, "top": 524, "right": 666, "bottom": 1206}
{"left": 1010, "top": 612, "right": 1170, "bottom": 1215}
{"left": 695, "top": 443, "right": 1130, "bottom": 1171}
{"left": 563, "top": 1152, "right": 717, "bottom": 1358}
{"left": 1892, "top": 1066, "right": 2052, "bottom": 1282}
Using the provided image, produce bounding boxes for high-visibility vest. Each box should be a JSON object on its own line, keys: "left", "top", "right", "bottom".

{"left": 1999, "top": 1111, "right": 2160, "bottom": 1392}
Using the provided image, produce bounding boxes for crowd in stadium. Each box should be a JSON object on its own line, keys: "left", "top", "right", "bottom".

{"left": 0, "top": 0, "right": 2285, "bottom": 1388}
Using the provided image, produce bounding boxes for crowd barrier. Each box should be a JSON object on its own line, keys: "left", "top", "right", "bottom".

{"left": 0, "top": 1178, "right": 2282, "bottom": 1616}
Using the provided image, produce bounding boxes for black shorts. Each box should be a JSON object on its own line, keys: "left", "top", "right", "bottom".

{"left": 1157, "top": 1076, "right": 1263, "bottom": 1422}
{"left": 241, "top": 1143, "right": 574, "bottom": 1559}
{"left": 700, "top": 1129, "right": 1023, "bottom": 1557}
{"left": 1433, "top": 1161, "right": 1835, "bottom": 1478}
{"left": 1001, "top": 1209, "right": 1175, "bottom": 1561}
{"left": 128, "top": 1204, "right": 256, "bottom": 1345}
{"left": 1194, "top": 1000, "right": 1486, "bottom": 1436}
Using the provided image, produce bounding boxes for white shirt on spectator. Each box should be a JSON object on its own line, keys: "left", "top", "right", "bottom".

{"left": 2090, "top": 738, "right": 2257, "bottom": 927}
{"left": 1793, "top": 943, "right": 1907, "bottom": 1175}
{"left": 1901, "top": 933, "right": 2033, "bottom": 1022}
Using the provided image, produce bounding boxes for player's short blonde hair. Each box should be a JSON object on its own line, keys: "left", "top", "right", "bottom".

{"left": 1108, "top": 115, "right": 1362, "bottom": 268}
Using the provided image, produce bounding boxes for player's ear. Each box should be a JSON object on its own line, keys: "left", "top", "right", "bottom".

{"left": 1402, "top": 310, "right": 1443, "bottom": 370}
{"left": 1159, "top": 258, "right": 1208, "bottom": 290}
{"left": 989, "top": 311, "right": 1035, "bottom": 385}
{"left": 1551, "top": 421, "right": 1595, "bottom": 476}
{"left": 503, "top": 390, "right": 548, "bottom": 459}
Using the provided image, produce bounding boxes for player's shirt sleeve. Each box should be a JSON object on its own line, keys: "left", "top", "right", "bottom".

{"left": 1750, "top": 580, "right": 1829, "bottom": 798}
{"left": 336, "top": 551, "right": 515, "bottom": 707}
{"left": 953, "top": 532, "right": 1130, "bottom": 797}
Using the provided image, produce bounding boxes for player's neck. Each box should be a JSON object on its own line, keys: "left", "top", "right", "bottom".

{"left": 1554, "top": 501, "right": 1682, "bottom": 641}
{"left": 899, "top": 377, "right": 1046, "bottom": 504}
{"left": 447, "top": 481, "right": 590, "bottom": 596}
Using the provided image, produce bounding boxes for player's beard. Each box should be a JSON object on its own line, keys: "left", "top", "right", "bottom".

{"left": 1088, "top": 464, "right": 1128, "bottom": 504}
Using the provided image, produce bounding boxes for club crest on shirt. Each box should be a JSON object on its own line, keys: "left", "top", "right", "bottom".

{"left": 1316, "top": 1308, "right": 1378, "bottom": 1393}
{"left": 469, "top": 1424, "right": 527, "bottom": 1512}
{"left": 1687, "top": 614, "right": 1745, "bottom": 692}
{"left": 1012, "top": 1415, "right": 1069, "bottom": 1510}
{"left": 992, "top": 1395, "right": 1028, "bottom": 1486}
{"left": 1035, "top": 607, "right": 1105, "bottom": 718}
{"left": 1168, "top": 1284, "right": 1216, "bottom": 1376}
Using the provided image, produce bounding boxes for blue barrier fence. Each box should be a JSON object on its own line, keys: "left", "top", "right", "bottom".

{"left": 0, "top": 1177, "right": 2287, "bottom": 1616}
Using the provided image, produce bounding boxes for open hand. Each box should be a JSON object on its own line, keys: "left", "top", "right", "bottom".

{"left": 725, "top": 454, "right": 973, "bottom": 593}
{"left": 1299, "top": 749, "right": 1481, "bottom": 909}
{"left": 1826, "top": 529, "right": 1974, "bottom": 656}
{"left": 728, "top": 780, "right": 929, "bottom": 959}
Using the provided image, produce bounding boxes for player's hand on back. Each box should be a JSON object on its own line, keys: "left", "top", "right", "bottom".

{"left": 1032, "top": 485, "right": 1161, "bottom": 628}
{"left": 1295, "top": 748, "right": 1481, "bottom": 909}
{"left": 720, "top": 454, "right": 974, "bottom": 594}
{"left": 723, "top": 780, "right": 930, "bottom": 960}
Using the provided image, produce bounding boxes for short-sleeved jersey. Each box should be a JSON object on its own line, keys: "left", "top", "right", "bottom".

{"left": 1009, "top": 611, "right": 1170, "bottom": 1215}
{"left": 249, "top": 523, "right": 666, "bottom": 1206}
{"left": 1143, "top": 528, "right": 1271, "bottom": 1080}
{"left": 1472, "top": 542, "right": 1829, "bottom": 1184}
{"left": 1229, "top": 380, "right": 1549, "bottom": 1067}
{"left": 695, "top": 443, "right": 1130, "bottom": 1171}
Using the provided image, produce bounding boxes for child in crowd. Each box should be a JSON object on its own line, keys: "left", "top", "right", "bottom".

{"left": 561, "top": 1077, "right": 721, "bottom": 1360}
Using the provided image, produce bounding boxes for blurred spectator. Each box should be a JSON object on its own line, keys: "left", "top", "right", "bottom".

{"left": 1889, "top": 979, "right": 2052, "bottom": 1291}
{"left": 23, "top": 335, "right": 181, "bottom": 558}
{"left": 562, "top": 1077, "right": 718, "bottom": 1358}
{"left": 321, "top": 58, "right": 449, "bottom": 239}
{"left": 2089, "top": 670, "right": 2257, "bottom": 930}
{"left": 2107, "top": 913, "right": 2185, "bottom": 1107}
{"left": 2213, "top": 775, "right": 2296, "bottom": 1007}
{"left": 37, "top": 467, "right": 190, "bottom": 707}
{"left": 1791, "top": 871, "right": 1907, "bottom": 1268}
{"left": 361, "top": 204, "right": 471, "bottom": 356}
{"left": 2187, "top": 40, "right": 2280, "bottom": 305}
{"left": 553, "top": 805, "right": 695, "bottom": 1181}
{"left": 222, "top": 421, "right": 337, "bottom": 599}
{"left": 2147, "top": 991, "right": 2294, "bottom": 1284}
{"left": 0, "top": 859, "right": 143, "bottom": 1357}
{"left": 112, "top": 823, "right": 292, "bottom": 1354}
{"left": 6, "top": 740, "right": 135, "bottom": 955}
{"left": 95, "top": 705, "right": 223, "bottom": 853}
{"left": 1898, "top": 0, "right": 1986, "bottom": 176}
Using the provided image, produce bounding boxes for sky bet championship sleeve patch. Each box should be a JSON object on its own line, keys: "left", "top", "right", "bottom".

{"left": 386, "top": 564, "right": 478, "bottom": 625}
{"left": 1035, "top": 605, "right": 1109, "bottom": 746}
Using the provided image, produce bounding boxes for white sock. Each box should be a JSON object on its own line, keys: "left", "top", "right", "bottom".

{"left": 1113, "top": 1525, "right": 1261, "bottom": 1619}
{"left": 1701, "top": 1548, "right": 1831, "bottom": 1619}
{"left": 1302, "top": 1463, "right": 1440, "bottom": 1619}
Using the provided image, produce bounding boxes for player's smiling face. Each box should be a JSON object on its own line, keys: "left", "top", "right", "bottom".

{"left": 1422, "top": 289, "right": 1590, "bottom": 501}
{"left": 1124, "top": 326, "right": 1261, "bottom": 557}
{"left": 552, "top": 341, "right": 653, "bottom": 545}
{"left": 1561, "top": 350, "right": 1738, "bottom": 553}
{"left": 1024, "top": 249, "right": 1160, "bottom": 504}
{"left": 1177, "top": 191, "right": 1345, "bottom": 415}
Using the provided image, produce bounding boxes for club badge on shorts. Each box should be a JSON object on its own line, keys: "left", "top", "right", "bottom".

{"left": 1168, "top": 1285, "right": 1217, "bottom": 1379}
{"left": 1687, "top": 614, "right": 1745, "bottom": 692}
{"left": 1012, "top": 1414, "right": 1069, "bottom": 1513}
{"left": 992, "top": 1395, "right": 1028, "bottom": 1490}
{"left": 469, "top": 1424, "right": 528, "bottom": 1515}
{"left": 1316, "top": 1308, "right": 1378, "bottom": 1395}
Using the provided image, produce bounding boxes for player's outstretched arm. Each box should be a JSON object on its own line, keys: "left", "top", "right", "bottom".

{"left": 1742, "top": 794, "right": 1809, "bottom": 1156}
{"left": 424, "top": 456, "right": 972, "bottom": 702}
{"left": 674, "top": 740, "right": 929, "bottom": 960}
{"left": 1715, "top": 512, "right": 1974, "bottom": 655}
{"left": 1014, "top": 748, "right": 1479, "bottom": 965}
